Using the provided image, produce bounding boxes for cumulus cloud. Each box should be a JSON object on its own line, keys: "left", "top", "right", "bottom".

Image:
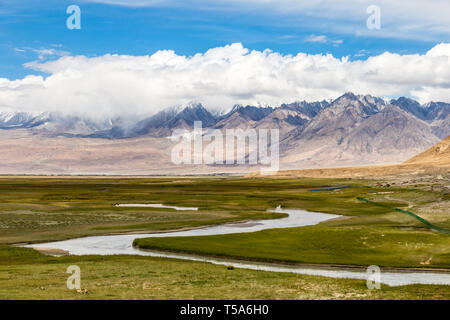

{"left": 1, "top": 43, "right": 450, "bottom": 118}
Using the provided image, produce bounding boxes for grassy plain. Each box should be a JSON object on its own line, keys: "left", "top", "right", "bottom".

{"left": 133, "top": 177, "right": 450, "bottom": 269}
{"left": 0, "top": 177, "right": 290, "bottom": 244}
{"left": 135, "top": 226, "right": 450, "bottom": 268}
{"left": 0, "top": 176, "right": 449, "bottom": 299}
{"left": 1, "top": 246, "right": 449, "bottom": 300}
{"left": 1, "top": 176, "right": 448, "bottom": 245}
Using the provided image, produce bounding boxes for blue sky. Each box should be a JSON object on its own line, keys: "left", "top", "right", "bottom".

{"left": 1, "top": 0, "right": 450, "bottom": 115}
{"left": 2, "top": 0, "right": 448, "bottom": 79}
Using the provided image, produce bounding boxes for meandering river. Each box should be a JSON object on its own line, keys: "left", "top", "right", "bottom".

{"left": 28, "top": 205, "right": 450, "bottom": 287}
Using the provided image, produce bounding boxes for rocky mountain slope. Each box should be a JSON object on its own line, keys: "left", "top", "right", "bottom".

{"left": 0, "top": 93, "right": 448, "bottom": 173}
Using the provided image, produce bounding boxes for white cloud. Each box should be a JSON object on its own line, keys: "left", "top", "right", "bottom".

{"left": 305, "top": 35, "right": 343, "bottom": 46}
{"left": 1, "top": 43, "right": 450, "bottom": 118}
{"left": 332, "top": 40, "right": 343, "bottom": 45}
{"left": 14, "top": 47, "right": 71, "bottom": 60}
{"left": 305, "top": 35, "right": 328, "bottom": 43}
{"left": 354, "top": 49, "right": 369, "bottom": 58}
{"left": 32, "top": 48, "right": 71, "bottom": 60}
{"left": 426, "top": 43, "right": 450, "bottom": 57}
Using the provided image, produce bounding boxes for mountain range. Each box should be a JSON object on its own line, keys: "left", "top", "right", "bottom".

{"left": 0, "top": 93, "right": 448, "bottom": 174}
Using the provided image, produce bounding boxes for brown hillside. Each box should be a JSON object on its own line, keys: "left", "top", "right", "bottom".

{"left": 248, "top": 136, "right": 450, "bottom": 179}
{"left": 404, "top": 135, "right": 450, "bottom": 168}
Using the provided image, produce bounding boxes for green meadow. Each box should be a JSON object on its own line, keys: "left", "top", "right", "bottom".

{"left": 0, "top": 177, "right": 449, "bottom": 299}
{"left": 135, "top": 226, "right": 450, "bottom": 268}
{"left": 1, "top": 245, "right": 449, "bottom": 300}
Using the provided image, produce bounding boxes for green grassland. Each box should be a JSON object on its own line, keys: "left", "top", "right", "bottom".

{"left": 135, "top": 226, "right": 450, "bottom": 268}
{"left": 132, "top": 178, "right": 450, "bottom": 269}
{"left": 1, "top": 177, "right": 448, "bottom": 245}
{"left": 1, "top": 246, "right": 449, "bottom": 300}
{"left": 0, "top": 177, "right": 291, "bottom": 244}
{"left": 0, "top": 176, "right": 449, "bottom": 299}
